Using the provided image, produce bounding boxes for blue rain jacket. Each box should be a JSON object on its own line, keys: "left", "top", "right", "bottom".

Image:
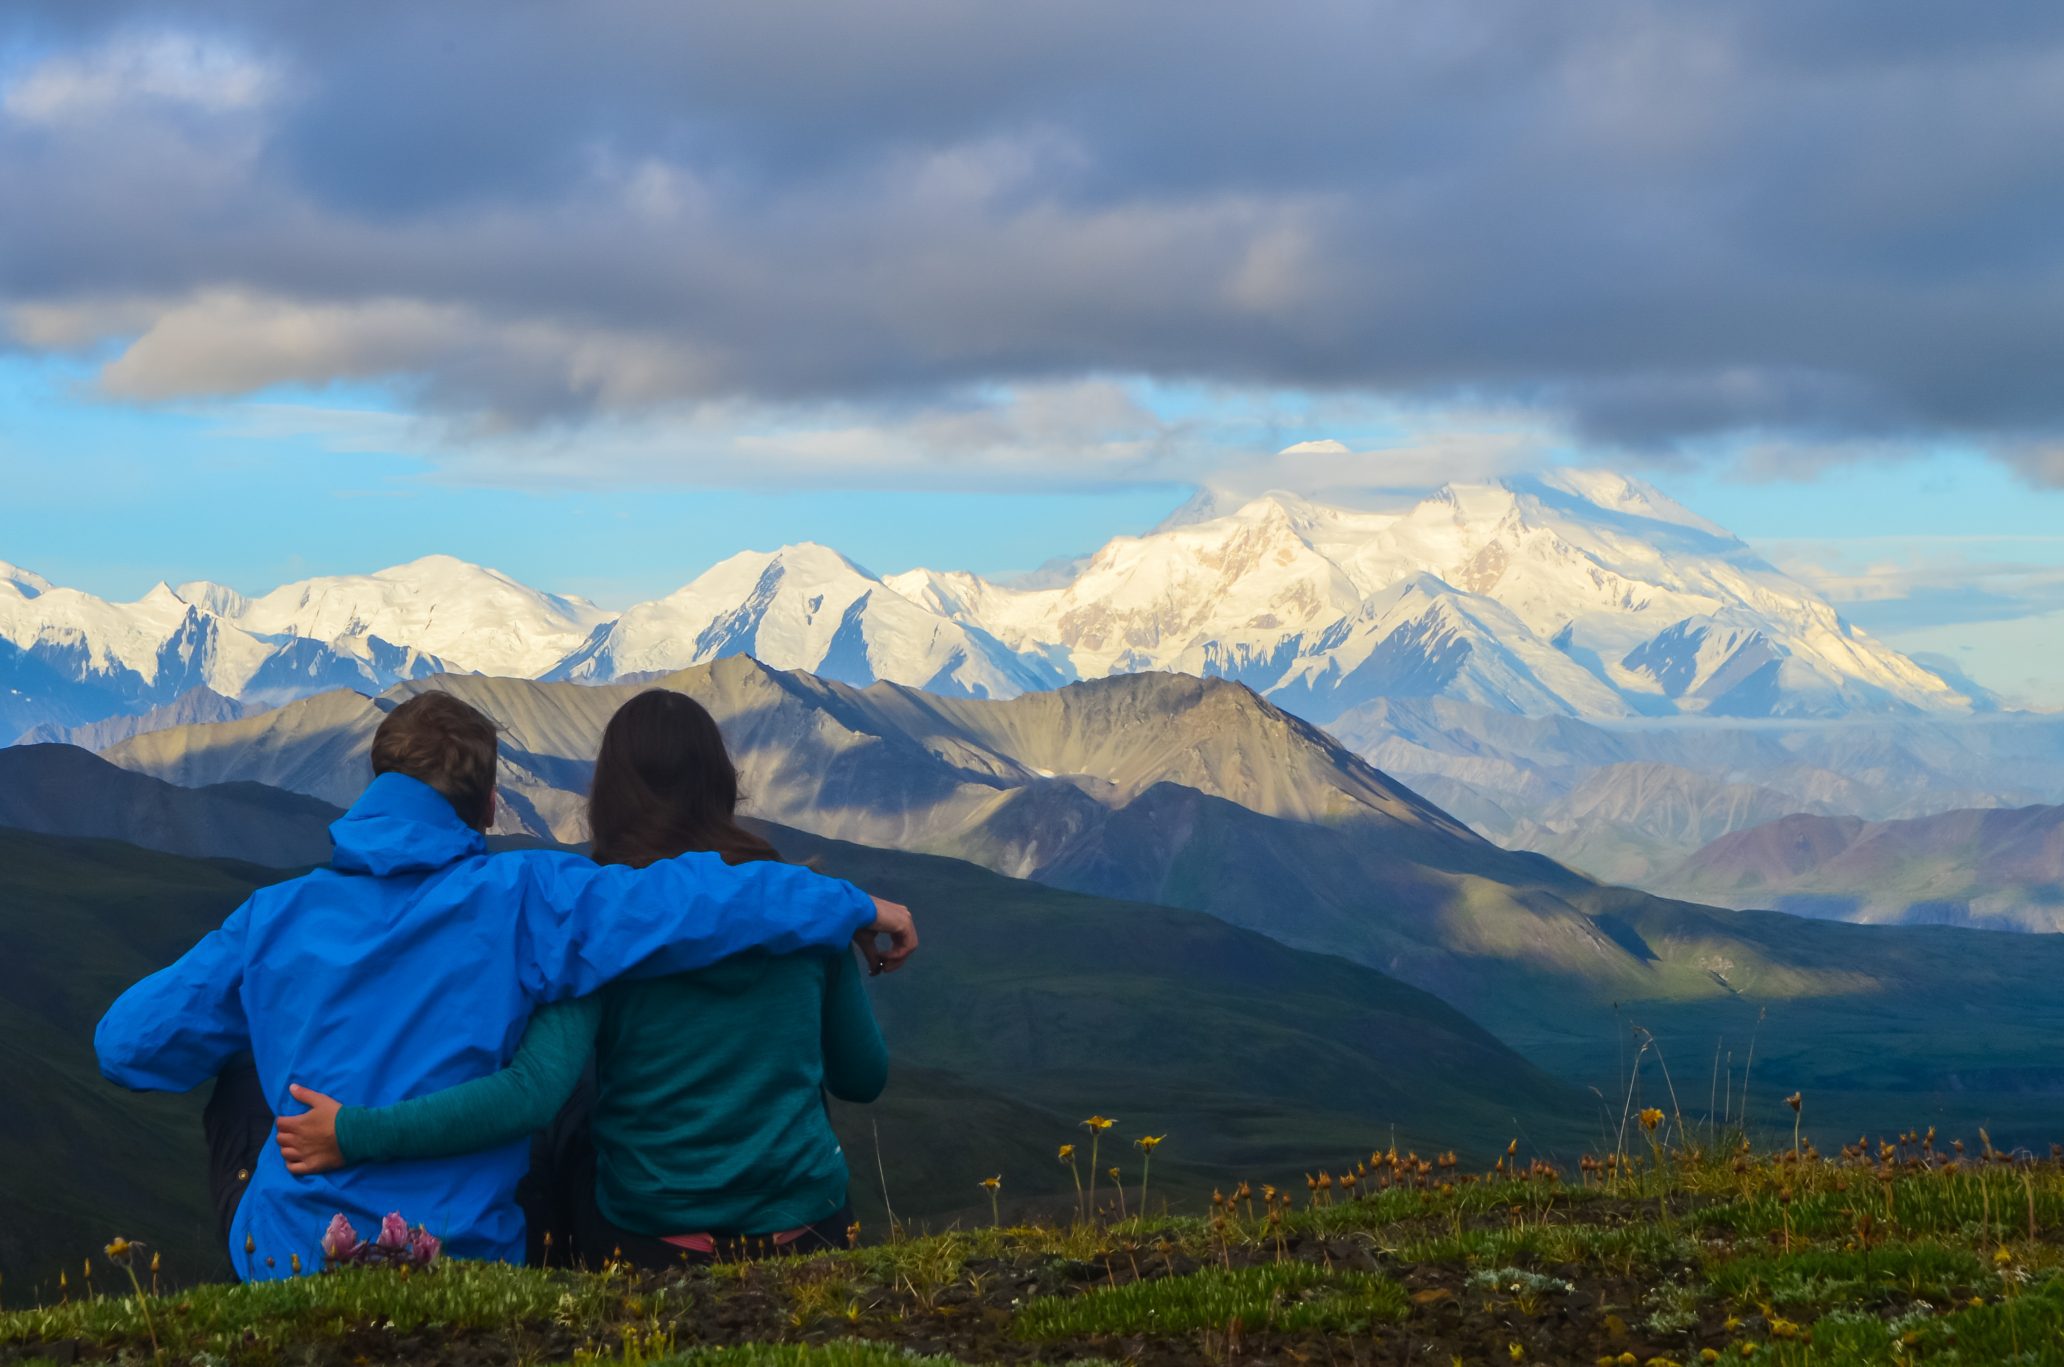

{"left": 94, "top": 772, "right": 875, "bottom": 1280}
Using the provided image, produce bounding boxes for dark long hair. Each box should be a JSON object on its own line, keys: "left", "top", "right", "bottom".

{"left": 587, "top": 690, "right": 781, "bottom": 869}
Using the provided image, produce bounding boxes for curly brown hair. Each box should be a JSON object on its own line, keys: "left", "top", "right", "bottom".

{"left": 370, "top": 691, "right": 499, "bottom": 830}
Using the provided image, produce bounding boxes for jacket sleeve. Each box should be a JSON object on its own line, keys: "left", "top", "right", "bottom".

{"left": 821, "top": 947, "right": 889, "bottom": 1103}
{"left": 335, "top": 997, "right": 602, "bottom": 1164}
{"left": 513, "top": 851, "right": 876, "bottom": 1002}
{"left": 95, "top": 901, "right": 253, "bottom": 1093}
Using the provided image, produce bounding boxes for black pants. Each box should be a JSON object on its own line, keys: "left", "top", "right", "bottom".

{"left": 203, "top": 1054, "right": 272, "bottom": 1247}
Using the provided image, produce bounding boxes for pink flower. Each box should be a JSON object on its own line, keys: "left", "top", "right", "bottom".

{"left": 377, "top": 1212, "right": 410, "bottom": 1251}
{"left": 320, "top": 1213, "right": 362, "bottom": 1262}
{"left": 408, "top": 1227, "right": 442, "bottom": 1265}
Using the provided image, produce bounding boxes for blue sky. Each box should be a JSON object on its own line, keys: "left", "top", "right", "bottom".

{"left": 6, "top": 3, "right": 2064, "bottom": 706}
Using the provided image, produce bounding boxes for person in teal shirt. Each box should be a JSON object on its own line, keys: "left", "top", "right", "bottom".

{"left": 277, "top": 689, "right": 888, "bottom": 1267}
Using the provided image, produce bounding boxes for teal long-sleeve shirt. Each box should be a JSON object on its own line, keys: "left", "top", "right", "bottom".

{"left": 335, "top": 946, "right": 887, "bottom": 1237}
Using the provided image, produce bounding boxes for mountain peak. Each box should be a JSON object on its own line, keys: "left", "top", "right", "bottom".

{"left": 373, "top": 553, "right": 525, "bottom": 587}
{"left": 0, "top": 560, "right": 51, "bottom": 599}
{"left": 1514, "top": 469, "right": 1735, "bottom": 540}
{"left": 670, "top": 543, "right": 879, "bottom": 601}
{"left": 1150, "top": 488, "right": 1226, "bottom": 533}
{"left": 173, "top": 579, "right": 249, "bottom": 616}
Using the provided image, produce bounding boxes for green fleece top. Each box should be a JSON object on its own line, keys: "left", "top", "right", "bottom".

{"left": 334, "top": 947, "right": 887, "bottom": 1237}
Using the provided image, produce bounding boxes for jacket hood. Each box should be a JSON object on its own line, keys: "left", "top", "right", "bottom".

{"left": 330, "top": 772, "right": 488, "bottom": 876}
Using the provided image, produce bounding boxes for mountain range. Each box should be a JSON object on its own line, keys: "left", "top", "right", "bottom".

{"left": 13, "top": 473, "right": 2060, "bottom": 938}
{"left": 84, "top": 660, "right": 2064, "bottom": 1121}
{"left": 1, "top": 472, "right": 1987, "bottom": 751}
{"left": 1329, "top": 698, "right": 2064, "bottom": 890}
{"left": 1658, "top": 801, "right": 2064, "bottom": 932}
{"left": 0, "top": 745, "right": 339, "bottom": 867}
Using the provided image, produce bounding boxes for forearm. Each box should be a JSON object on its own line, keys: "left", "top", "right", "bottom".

{"left": 335, "top": 999, "right": 599, "bottom": 1163}
{"left": 822, "top": 951, "right": 889, "bottom": 1103}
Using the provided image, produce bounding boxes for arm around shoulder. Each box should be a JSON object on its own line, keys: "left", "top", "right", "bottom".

{"left": 513, "top": 850, "right": 883, "bottom": 1000}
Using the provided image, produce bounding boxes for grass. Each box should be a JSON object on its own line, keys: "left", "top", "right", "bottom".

{"left": 0, "top": 1260, "right": 630, "bottom": 1354}
{"left": 9, "top": 1140, "right": 2064, "bottom": 1365}
{"left": 637, "top": 1348, "right": 970, "bottom": 1366}
{"left": 1015, "top": 1263, "right": 1408, "bottom": 1338}
{"left": 1704, "top": 1243, "right": 1990, "bottom": 1315}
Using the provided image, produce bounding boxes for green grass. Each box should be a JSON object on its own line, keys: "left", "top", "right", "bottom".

{"left": 1016, "top": 1262, "right": 1408, "bottom": 1338}
{"left": 1705, "top": 1242, "right": 1990, "bottom": 1314}
{"left": 1796, "top": 1278, "right": 2064, "bottom": 1366}
{"left": 0, "top": 1261, "right": 627, "bottom": 1351}
{"left": 8, "top": 1152, "right": 2064, "bottom": 1365}
{"left": 1399, "top": 1219, "right": 1697, "bottom": 1275}
{"left": 640, "top": 1348, "right": 968, "bottom": 1366}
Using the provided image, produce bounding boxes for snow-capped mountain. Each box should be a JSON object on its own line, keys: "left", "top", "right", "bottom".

{"left": 545, "top": 544, "right": 1069, "bottom": 698}
{"left": 180, "top": 554, "right": 609, "bottom": 678}
{"left": 0, "top": 469, "right": 1983, "bottom": 744}
{"left": 0, "top": 572, "right": 450, "bottom": 742}
{"left": 890, "top": 471, "right": 1977, "bottom": 721}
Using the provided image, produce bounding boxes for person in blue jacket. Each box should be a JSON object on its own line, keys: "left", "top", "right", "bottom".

{"left": 93, "top": 690, "right": 917, "bottom": 1281}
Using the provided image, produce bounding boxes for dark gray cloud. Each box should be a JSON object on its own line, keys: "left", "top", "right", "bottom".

{"left": 6, "top": 1, "right": 2064, "bottom": 476}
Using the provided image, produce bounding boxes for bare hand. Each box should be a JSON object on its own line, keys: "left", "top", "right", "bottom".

{"left": 276, "top": 1083, "right": 346, "bottom": 1175}
{"left": 858, "top": 896, "right": 918, "bottom": 975}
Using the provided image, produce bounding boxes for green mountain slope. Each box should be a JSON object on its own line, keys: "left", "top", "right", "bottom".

{"left": 0, "top": 833, "right": 270, "bottom": 1286}
{"left": 0, "top": 745, "right": 341, "bottom": 867}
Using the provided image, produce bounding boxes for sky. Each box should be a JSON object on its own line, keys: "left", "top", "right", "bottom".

{"left": 5, "top": 3, "right": 2064, "bottom": 706}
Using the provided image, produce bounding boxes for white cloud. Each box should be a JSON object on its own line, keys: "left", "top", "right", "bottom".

{"left": 1880, "top": 611, "right": 2064, "bottom": 712}
{"left": 4, "top": 31, "right": 280, "bottom": 122}
{"left": 1773, "top": 535, "right": 2064, "bottom": 708}
{"left": 189, "top": 376, "right": 1580, "bottom": 508}
{"left": 1206, "top": 413, "right": 1557, "bottom": 504}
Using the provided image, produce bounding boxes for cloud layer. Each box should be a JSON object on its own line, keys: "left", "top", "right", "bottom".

{"left": 6, "top": 2, "right": 2064, "bottom": 483}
